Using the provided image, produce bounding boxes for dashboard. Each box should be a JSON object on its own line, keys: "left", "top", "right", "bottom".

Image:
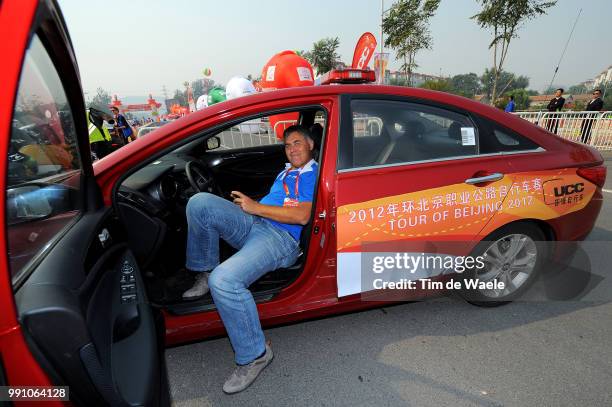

{"left": 118, "top": 162, "right": 194, "bottom": 217}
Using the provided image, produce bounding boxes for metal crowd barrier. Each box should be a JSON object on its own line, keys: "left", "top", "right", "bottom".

{"left": 218, "top": 118, "right": 332, "bottom": 149}
{"left": 514, "top": 111, "right": 612, "bottom": 151}
{"left": 217, "top": 119, "right": 280, "bottom": 150}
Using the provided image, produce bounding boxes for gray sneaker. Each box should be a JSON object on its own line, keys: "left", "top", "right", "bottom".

{"left": 182, "top": 272, "right": 209, "bottom": 299}
{"left": 223, "top": 342, "right": 273, "bottom": 394}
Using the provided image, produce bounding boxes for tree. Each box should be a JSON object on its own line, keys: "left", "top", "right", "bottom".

{"left": 90, "top": 87, "right": 111, "bottom": 108}
{"left": 389, "top": 76, "right": 411, "bottom": 87}
{"left": 604, "top": 90, "right": 612, "bottom": 110}
{"left": 191, "top": 79, "right": 216, "bottom": 103}
{"left": 480, "top": 68, "right": 529, "bottom": 99}
{"left": 191, "top": 79, "right": 205, "bottom": 103}
{"left": 303, "top": 37, "right": 341, "bottom": 75}
{"left": 512, "top": 75, "right": 530, "bottom": 90}
{"left": 172, "top": 89, "right": 187, "bottom": 106}
{"left": 573, "top": 100, "right": 586, "bottom": 111}
{"left": 505, "top": 88, "right": 531, "bottom": 110}
{"left": 419, "top": 78, "right": 453, "bottom": 92}
{"left": 383, "top": 0, "right": 440, "bottom": 85}
{"left": 450, "top": 73, "right": 481, "bottom": 98}
{"left": 472, "top": 0, "right": 556, "bottom": 105}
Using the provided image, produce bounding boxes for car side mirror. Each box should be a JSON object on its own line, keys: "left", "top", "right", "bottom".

{"left": 206, "top": 136, "right": 221, "bottom": 150}
{"left": 6, "top": 185, "right": 53, "bottom": 225}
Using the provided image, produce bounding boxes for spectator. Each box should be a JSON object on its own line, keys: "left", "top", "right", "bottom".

{"left": 504, "top": 95, "right": 516, "bottom": 113}
{"left": 580, "top": 89, "right": 604, "bottom": 144}
{"left": 87, "top": 108, "right": 113, "bottom": 159}
{"left": 546, "top": 88, "right": 565, "bottom": 134}
{"left": 110, "top": 106, "right": 134, "bottom": 143}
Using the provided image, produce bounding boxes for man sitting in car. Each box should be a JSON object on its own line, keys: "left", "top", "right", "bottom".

{"left": 182, "top": 125, "right": 318, "bottom": 394}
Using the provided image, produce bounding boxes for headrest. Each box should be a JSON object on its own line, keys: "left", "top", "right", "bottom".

{"left": 448, "top": 122, "right": 462, "bottom": 141}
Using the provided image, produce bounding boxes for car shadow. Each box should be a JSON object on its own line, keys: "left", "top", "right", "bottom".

{"left": 521, "top": 242, "right": 608, "bottom": 302}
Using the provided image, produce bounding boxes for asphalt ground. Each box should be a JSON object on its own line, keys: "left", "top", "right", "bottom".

{"left": 166, "top": 154, "right": 612, "bottom": 407}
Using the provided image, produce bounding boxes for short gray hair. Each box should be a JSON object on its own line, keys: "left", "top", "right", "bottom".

{"left": 282, "top": 125, "right": 312, "bottom": 142}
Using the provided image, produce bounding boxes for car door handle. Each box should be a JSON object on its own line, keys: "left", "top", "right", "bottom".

{"left": 464, "top": 173, "right": 504, "bottom": 185}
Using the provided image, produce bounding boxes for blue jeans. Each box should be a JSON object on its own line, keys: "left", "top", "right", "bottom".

{"left": 186, "top": 193, "right": 300, "bottom": 364}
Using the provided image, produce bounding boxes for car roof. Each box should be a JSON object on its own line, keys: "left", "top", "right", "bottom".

{"left": 184, "top": 85, "right": 504, "bottom": 123}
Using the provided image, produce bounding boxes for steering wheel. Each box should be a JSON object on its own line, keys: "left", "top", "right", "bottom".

{"left": 185, "top": 161, "right": 217, "bottom": 193}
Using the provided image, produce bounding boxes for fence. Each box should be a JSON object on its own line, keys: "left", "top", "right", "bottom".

{"left": 513, "top": 111, "right": 612, "bottom": 151}
{"left": 218, "top": 117, "right": 331, "bottom": 149}
{"left": 216, "top": 119, "right": 280, "bottom": 150}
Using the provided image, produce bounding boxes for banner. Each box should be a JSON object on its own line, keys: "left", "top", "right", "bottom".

{"left": 352, "top": 32, "right": 377, "bottom": 69}
{"left": 373, "top": 53, "right": 389, "bottom": 84}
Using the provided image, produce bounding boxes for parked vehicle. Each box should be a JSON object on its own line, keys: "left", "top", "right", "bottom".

{"left": 137, "top": 120, "right": 169, "bottom": 138}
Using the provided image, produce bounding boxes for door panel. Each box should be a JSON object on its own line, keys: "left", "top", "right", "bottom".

{"left": 16, "top": 208, "right": 168, "bottom": 406}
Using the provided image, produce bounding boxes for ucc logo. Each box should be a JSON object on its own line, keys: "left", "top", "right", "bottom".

{"left": 554, "top": 183, "right": 584, "bottom": 197}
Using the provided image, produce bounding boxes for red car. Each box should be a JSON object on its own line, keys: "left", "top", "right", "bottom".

{"left": 1, "top": 1, "right": 606, "bottom": 405}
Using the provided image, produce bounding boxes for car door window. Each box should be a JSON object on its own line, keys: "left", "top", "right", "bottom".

{"left": 341, "top": 99, "right": 478, "bottom": 170}
{"left": 478, "top": 120, "right": 540, "bottom": 154}
{"left": 6, "top": 34, "right": 82, "bottom": 281}
{"left": 213, "top": 112, "right": 326, "bottom": 150}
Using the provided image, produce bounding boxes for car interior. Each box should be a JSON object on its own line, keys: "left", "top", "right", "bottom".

{"left": 114, "top": 108, "right": 326, "bottom": 314}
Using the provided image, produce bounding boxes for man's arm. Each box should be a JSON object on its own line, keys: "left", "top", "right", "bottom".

{"left": 558, "top": 97, "right": 565, "bottom": 110}
{"left": 231, "top": 191, "right": 312, "bottom": 225}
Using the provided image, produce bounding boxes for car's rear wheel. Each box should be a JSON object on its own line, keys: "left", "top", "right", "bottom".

{"left": 461, "top": 222, "right": 548, "bottom": 307}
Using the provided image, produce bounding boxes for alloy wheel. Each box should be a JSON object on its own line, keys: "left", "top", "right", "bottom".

{"left": 477, "top": 233, "right": 538, "bottom": 299}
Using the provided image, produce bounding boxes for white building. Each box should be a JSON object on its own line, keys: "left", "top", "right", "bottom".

{"left": 385, "top": 70, "right": 445, "bottom": 86}
{"left": 593, "top": 65, "right": 612, "bottom": 87}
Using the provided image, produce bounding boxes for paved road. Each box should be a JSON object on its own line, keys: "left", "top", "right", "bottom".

{"left": 166, "top": 156, "right": 612, "bottom": 407}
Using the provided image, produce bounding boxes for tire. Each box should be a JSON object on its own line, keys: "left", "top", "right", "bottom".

{"left": 460, "top": 222, "right": 548, "bottom": 307}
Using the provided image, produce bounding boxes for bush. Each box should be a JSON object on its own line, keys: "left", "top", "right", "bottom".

{"left": 419, "top": 79, "right": 453, "bottom": 92}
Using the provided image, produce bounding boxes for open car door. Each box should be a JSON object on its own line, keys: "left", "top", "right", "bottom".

{"left": 0, "top": 1, "right": 170, "bottom": 405}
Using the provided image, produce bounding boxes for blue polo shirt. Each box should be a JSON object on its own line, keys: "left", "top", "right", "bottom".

{"left": 259, "top": 159, "right": 318, "bottom": 241}
{"left": 116, "top": 114, "right": 133, "bottom": 138}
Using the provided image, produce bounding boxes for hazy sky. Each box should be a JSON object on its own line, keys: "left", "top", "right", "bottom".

{"left": 58, "top": 0, "right": 611, "bottom": 100}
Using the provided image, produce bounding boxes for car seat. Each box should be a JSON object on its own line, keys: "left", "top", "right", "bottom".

{"left": 309, "top": 123, "right": 323, "bottom": 160}
{"left": 375, "top": 120, "right": 425, "bottom": 165}
{"left": 448, "top": 121, "right": 462, "bottom": 142}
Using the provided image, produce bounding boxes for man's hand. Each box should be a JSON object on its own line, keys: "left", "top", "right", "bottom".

{"left": 231, "top": 191, "right": 259, "bottom": 214}
{"left": 231, "top": 190, "right": 312, "bottom": 225}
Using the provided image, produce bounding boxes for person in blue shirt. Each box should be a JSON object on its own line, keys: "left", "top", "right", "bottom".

{"left": 110, "top": 106, "right": 134, "bottom": 143}
{"left": 504, "top": 95, "right": 516, "bottom": 113}
{"left": 182, "top": 125, "right": 318, "bottom": 393}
